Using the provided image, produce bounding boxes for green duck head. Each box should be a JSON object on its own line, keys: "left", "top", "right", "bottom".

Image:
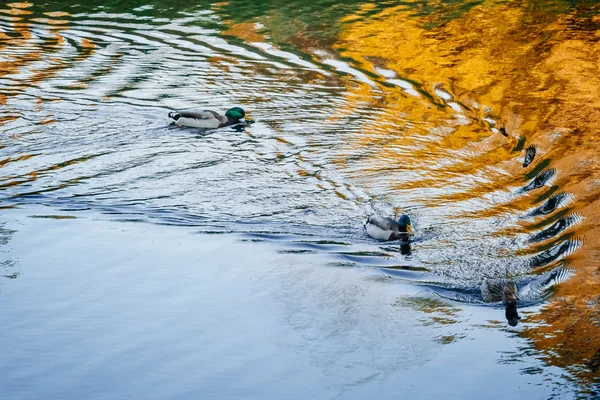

{"left": 225, "top": 107, "right": 245, "bottom": 122}
{"left": 398, "top": 214, "right": 413, "bottom": 235}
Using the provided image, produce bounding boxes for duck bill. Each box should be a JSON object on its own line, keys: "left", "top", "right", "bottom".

{"left": 406, "top": 225, "right": 413, "bottom": 236}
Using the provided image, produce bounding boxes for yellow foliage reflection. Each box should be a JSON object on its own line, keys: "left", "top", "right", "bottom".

{"left": 334, "top": 0, "right": 600, "bottom": 384}
{"left": 0, "top": 3, "right": 95, "bottom": 113}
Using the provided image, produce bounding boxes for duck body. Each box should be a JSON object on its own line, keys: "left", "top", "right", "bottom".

{"left": 480, "top": 279, "right": 518, "bottom": 304}
{"left": 365, "top": 214, "right": 412, "bottom": 241}
{"left": 168, "top": 107, "right": 245, "bottom": 129}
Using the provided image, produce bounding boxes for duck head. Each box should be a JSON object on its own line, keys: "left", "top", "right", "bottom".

{"left": 225, "top": 107, "right": 245, "bottom": 123}
{"left": 503, "top": 281, "right": 518, "bottom": 303}
{"left": 398, "top": 214, "right": 413, "bottom": 235}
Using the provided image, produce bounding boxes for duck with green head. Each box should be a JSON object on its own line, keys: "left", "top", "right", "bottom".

{"left": 168, "top": 107, "right": 246, "bottom": 129}
{"left": 365, "top": 214, "right": 413, "bottom": 241}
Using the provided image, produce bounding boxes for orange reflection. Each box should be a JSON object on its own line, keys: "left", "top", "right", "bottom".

{"left": 0, "top": 3, "right": 96, "bottom": 123}
{"left": 0, "top": 2, "right": 37, "bottom": 106}
{"left": 332, "top": 0, "right": 600, "bottom": 384}
{"left": 222, "top": 22, "right": 266, "bottom": 42}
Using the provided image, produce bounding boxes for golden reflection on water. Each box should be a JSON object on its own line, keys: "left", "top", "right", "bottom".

{"left": 222, "top": 22, "right": 266, "bottom": 42}
{"left": 0, "top": 3, "right": 34, "bottom": 106}
{"left": 333, "top": 0, "right": 600, "bottom": 385}
{"left": 0, "top": 3, "right": 95, "bottom": 111}
{"left": 0, "top": 2, "right": 100, "bottom": 189}
{"left": 1, "top": 0, "right": 599, "bottom": 389}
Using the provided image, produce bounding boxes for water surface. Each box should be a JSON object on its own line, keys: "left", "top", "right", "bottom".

{"left": 1, "top": 0, "right": 599, "bottom": 398}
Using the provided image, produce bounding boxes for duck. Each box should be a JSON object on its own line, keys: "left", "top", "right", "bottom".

{"left": 168, "top": 107, "right": 246, "bottom": 129}
{"left": 365, "top": 214, "right": 413, "bottom": 241}
{"left": 480, "top": 279, "right": 521, "bottom": 326}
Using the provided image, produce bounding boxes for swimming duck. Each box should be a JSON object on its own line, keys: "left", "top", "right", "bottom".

{"left": 481, "top": 279, "right": 520, "bottom": 326}
{"left": 168, "top": 107, "right": 246, "bottom": 129}
{"left": 365, "top": 214, "right": 413, "bottom": 241}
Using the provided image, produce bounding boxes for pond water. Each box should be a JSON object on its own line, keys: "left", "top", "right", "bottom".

{"left": 0, "top": 0, "right": 599, "bottom": 398}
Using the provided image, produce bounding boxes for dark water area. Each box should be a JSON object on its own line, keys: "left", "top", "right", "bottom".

{"left": 1, "top": 0, "right": 600, "bottom": 398}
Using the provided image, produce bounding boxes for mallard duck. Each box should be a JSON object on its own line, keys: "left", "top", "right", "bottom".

{"left": 168, "top": 107, "right": 246, "bottom": 129}
{"left": 365, "top": 214, "right": 413, "bottom": 241}
{"left": 481, "top": 279, "right": 520, "bottom": 326}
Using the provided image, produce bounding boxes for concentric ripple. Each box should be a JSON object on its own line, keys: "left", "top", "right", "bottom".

{"left": 1, "top": 0, "right": 600, "bottom": 386}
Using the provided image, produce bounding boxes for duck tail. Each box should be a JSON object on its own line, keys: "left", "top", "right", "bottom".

{"left": 168, "top": 111, "right": 180, "bottom": 121}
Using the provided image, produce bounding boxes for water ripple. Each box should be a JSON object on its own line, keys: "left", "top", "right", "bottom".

{"left": 0, "top": 1, "right": 597, "bottom": 317}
